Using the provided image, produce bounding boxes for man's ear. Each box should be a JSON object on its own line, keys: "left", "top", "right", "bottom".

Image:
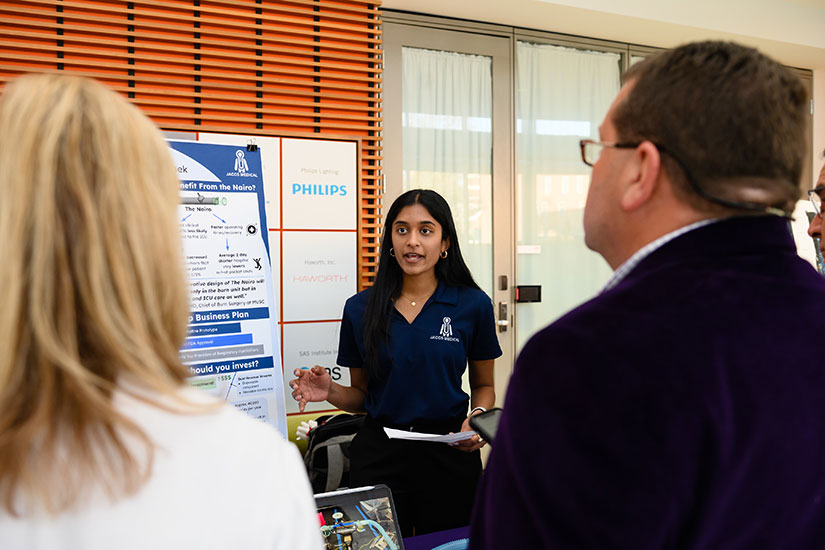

{"left": 620, "top": 141, "right": 661, "bottom": 212}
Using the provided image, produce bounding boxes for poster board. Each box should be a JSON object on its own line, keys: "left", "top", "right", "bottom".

{"left": 196, "top": 133, "right": 359, "bottom": 424}
{"left": 169, "top": 140, "right": 288, "bottom": 436}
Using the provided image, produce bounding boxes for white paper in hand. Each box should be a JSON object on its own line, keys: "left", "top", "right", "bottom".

{"left": 383, "top": 427, "right": 477, "bottom": 444}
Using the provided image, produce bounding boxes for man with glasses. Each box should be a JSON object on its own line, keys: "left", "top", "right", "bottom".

{"left": 471, "top": 41, "right": 825, "bottom": 549}
{"left": 807, "top": 152, "right": 825, "bottom": 266}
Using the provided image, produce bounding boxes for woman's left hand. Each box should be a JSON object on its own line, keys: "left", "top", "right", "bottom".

{"left": 451, "top": 416, "right": 486, "bottom": 452}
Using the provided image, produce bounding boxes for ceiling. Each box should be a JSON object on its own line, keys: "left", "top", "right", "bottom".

{"left": 381, "top": 0, "right": 825, "bottom": 69}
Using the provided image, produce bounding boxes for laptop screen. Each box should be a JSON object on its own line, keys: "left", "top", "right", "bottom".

{"left": 314, "top": 484, "right": 404, "bottom": 550}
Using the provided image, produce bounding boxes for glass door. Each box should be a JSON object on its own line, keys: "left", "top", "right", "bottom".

{"left": 383, "top": 19, "right": 515, "bottom": 405}
{"left": 385, "top": 18, "right": 630, "bottom": 403}
{"left": 513, "top": 38, "right": 622, "bottom": 351}
{"left": 384, "top": 15, "right": 815, "bottom": 402}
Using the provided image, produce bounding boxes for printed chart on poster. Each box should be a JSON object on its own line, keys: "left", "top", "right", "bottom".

{"left": 168, "top": 140, "right": 287, "bottom": 436}
{"left": 198, "top": 133, "right": 359, "bottom": 416}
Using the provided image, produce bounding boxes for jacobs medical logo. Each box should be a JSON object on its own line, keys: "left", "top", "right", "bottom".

{"left": 225, "top": 150, "right": 259, "bottom": 178}
{"left": 430, "top": 316, "right": 459, "bottom": 342}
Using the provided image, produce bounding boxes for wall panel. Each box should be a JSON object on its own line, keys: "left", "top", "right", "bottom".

{"left": 0, "top": 0, "right": 383, "bottom": 288}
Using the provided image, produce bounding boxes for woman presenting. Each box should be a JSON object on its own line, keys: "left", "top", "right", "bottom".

{"left": 291, "top": 188, "right": 501, "bottom": 537}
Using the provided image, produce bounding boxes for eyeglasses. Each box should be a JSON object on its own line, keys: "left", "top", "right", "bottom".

{"left": 578, "top": 138, "right": 791, "bottom": 218}
{"left": 809, "top": 186, "right": 825, "bottom": 216}
{"left": 579, "top": 139, "right": 640, "bottom": 167}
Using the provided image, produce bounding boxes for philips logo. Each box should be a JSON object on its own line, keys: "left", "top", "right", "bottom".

{"left": 291, "top": 183, "right": 347, "bottom": 196}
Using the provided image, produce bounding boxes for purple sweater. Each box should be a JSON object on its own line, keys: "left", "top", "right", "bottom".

{"left": 470, "top": 216, "right": 825, "bottom": 549}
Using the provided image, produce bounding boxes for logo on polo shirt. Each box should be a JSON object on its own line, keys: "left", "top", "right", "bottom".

{"left": 431, "top": 316, "right": 459, "bottom": 342}
{"left": 439, "top": 317, "right": 452, "bottom": 337}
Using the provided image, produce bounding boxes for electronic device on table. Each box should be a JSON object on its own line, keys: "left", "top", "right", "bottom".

{"left": 315, "top": 484, "right": 404, "bottom": 550}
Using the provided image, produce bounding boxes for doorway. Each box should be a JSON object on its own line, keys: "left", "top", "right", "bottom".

{"left": 383, "top": 14, "right": 625, "bottom": 403}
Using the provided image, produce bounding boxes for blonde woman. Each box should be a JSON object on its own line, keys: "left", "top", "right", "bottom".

{"left": 0, "top": 73, "right": 322, "bottom": 549}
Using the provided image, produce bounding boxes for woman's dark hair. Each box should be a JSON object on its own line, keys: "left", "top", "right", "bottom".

{"left": 362, "top": 189, "right": 480, "bottom": 381}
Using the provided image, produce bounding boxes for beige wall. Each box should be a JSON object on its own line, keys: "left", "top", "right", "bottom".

{"left": 382, "top": 0, "right": 825, "bottom": 187}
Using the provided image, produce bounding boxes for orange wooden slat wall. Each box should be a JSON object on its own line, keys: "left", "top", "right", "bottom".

{"left": 0, "top": 0, "right": 383, "bottom": 289}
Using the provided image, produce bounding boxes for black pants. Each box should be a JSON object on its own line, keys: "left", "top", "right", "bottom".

{"left": 348, "top": 415, "right": 482, "bottom": 538}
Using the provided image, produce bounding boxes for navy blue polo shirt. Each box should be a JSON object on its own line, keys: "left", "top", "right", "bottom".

{"left": 337, "top": 282, "right": 502, "bottom": 426}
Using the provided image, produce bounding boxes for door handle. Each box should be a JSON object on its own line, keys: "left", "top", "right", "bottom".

{"left": 497, "top": 301, "right": 509, "bottom": 332}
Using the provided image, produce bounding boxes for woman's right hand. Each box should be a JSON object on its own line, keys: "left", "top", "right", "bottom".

{"left": 289, "top": 366, "right": 332, "bottom": 413}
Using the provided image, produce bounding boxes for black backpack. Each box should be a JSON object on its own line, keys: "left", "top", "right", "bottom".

{"left": 304, "top": 413, "right": 365, "bottom": 493}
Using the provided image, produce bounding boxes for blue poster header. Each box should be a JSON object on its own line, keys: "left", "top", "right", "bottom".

{"left": 188, "top": 355, "right": 275, "bottom": 376}
{"left": 188, "top": 307, "right": 270, "bottom": 324}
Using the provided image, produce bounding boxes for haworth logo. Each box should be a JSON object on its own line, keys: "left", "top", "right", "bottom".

{"left": 430, "top": 316, "right": 459, "bottom": 342}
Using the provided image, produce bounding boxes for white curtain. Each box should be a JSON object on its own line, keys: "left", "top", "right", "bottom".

{"left": 401, "top": 46, "right": 494, "bottom": 296}
{"left": 515, "top": 41, "right": 621, "bottom": 350}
